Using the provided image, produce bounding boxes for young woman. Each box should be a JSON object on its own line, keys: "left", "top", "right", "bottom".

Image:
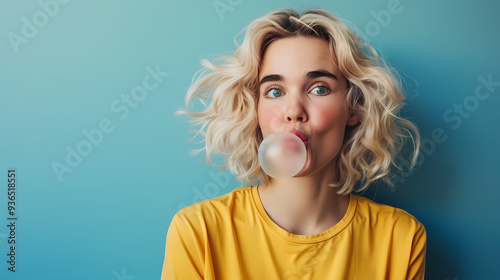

{"left": 161, "top": 8, "right": 426, "bottom": 280}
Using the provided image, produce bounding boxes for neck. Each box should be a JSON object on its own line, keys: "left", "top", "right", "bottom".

{"left": 257, "top": 162, "right": 350, "bottom": 235}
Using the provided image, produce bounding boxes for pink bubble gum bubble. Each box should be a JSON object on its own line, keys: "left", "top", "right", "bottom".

{"left": 258, "top": 132, "right": 307, "bottom": 179}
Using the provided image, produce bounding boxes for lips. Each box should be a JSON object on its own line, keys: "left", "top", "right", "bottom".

{"left": 289, "top": 129, "right": 308, "bottom": 146}
{"left": 284, "top": 137, "right": 302, "bottom": 152}
{"left": 289, "top": 129, "right": 307, "bottom": 141}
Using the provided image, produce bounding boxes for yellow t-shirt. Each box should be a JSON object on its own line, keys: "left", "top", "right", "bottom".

{"left": 161, "top": 185, "right": 426, "bottom": 279}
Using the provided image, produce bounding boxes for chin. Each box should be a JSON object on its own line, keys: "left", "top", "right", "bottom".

{"left": 293, "top": 163, "right": 311, "bottom": 178}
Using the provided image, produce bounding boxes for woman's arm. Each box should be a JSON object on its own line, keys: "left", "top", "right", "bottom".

{"left": 406, "top": 222, "right": 427, "bottom": 279}
{"left": 161, "top": 213, "right": 204, "bottom": 280}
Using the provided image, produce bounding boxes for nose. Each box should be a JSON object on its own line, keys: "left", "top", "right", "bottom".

{"left": 283, "top": 92, "right": 307, "bottom": 123}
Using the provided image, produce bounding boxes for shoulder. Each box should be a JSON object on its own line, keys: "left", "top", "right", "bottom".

{"left": 173, "top": 186, "right": 253, "bottom": 228}
{"left": 353, "top": 195, "right": 426, "bottom": 236}
{"left": 351, "top": 195, "right": 427, "bottom": 278}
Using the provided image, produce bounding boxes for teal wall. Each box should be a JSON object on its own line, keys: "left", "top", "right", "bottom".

{"left": 1, "top": 0, "right": 498, "bottom": 279}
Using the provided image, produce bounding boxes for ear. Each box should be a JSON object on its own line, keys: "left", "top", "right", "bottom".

{"left": 346, "top": 113, "right": 359, "bottom": 126}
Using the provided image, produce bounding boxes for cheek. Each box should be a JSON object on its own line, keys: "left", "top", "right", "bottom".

{"left": 312, "top": 104, "right": 348, "bottom": 158}
{"left": 258, "top": 104, "right": 282, "bottom": 135}
{"left": 313, "top": 104, "right": 347, "bottom": 131}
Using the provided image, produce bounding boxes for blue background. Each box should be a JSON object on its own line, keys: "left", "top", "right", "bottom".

{"left": 1, "top": 0, "right": 499, "bottom": 279}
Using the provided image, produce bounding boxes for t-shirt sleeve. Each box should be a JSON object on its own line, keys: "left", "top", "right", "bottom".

{"left": 406, "top": 222, "right": 427, "bottom": 280}
{"left": 161, "top": 213, "right": 204, "bottom": 280}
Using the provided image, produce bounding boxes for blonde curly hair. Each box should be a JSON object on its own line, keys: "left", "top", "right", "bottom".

{"left": 175, "top": 8, "right": 420, "bottom": 194}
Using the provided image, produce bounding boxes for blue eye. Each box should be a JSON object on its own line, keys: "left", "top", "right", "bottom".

{"left": 311, "top": 85, "right": 330, "bottom": 95}
{"left": 266, "top": 88, "right": 283, "bottom": 98}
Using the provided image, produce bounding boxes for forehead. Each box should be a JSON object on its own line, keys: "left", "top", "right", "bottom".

{"left": 259, "top": 36, "right": 339, "bottom": 79}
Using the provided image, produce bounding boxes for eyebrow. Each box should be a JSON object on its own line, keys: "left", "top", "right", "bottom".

{"left": 259, "top": 70, "right": 338, "bottom": 86}
{"left": 308, "top": 70, "right": 338, "bottom": 80}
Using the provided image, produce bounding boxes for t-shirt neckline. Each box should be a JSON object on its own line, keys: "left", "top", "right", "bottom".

{"left": 250, "top": 184, "right": 357, "bottom": 243}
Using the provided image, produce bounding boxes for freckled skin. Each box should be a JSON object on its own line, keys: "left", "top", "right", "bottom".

{"left": 257, "top": 36, "right": 358, "bottom": 177}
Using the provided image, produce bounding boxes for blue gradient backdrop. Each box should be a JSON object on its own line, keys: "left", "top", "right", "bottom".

{"left": 1, "top": 0, "right": 499, "bottom": 279}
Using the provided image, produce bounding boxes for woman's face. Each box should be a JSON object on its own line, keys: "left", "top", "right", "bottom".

{"left": 257, "top": 35, "right": 358, "bottom": 177}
